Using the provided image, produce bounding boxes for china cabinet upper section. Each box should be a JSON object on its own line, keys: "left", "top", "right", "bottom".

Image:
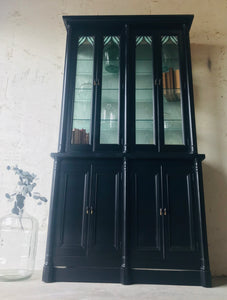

{"left": 59, "top": 15, "right": 197, "bottom": 154}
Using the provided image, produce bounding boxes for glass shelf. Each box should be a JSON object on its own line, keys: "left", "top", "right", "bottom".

{"left": 164, "top": 120, "right": 182, "bottom": 131}
{"left": 100, "top": 120, "right": 118, "bottom": 130}
{"left": 136, "top": 120, "right": 153, "bottom": 131}
{"left": 136, "top": 71, "right": 153, "bottom": 75}
{"left": 165, "top": 131, "right": 183, "bottom": 145}
{"left": 74, "top": 100, "right": 92, "bottom": 102}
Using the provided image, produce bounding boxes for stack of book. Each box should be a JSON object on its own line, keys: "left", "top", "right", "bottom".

{"left": 162, "top": 68, "right": 181, "bottom": 102}
{"left": 71, "top": 128, "right": 89, "bottom": 144}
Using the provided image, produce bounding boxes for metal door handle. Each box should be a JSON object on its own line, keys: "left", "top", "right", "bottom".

{"left": 160, "top": 208, "right": 167, "bottom": 216}
{"left": 155, "top": 79, "right": 161, "bottom": 86}
{"left": 86, "top": 207, "right": 89, "bottom": 215}
{"left": 90, "top": 206, "right": 94, "bottom": 215}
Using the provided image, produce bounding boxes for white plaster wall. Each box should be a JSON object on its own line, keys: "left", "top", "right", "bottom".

{"left": 0, "top": 0, "right": 226, "bottom": 276}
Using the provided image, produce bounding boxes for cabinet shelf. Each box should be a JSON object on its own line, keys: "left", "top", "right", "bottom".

{"left": 136, "top": 72, "right": 153, "bottom": 75}
{"left": 136, "top": 59, "right": 153, "bottom": 61}
{"left": 73, "top": 118, "right": 91, "bottom": 121}
{"left": 74, "top": 100, "right": 92, "bottom": 102}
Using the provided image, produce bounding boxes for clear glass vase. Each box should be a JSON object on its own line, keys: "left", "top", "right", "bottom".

{"left": 0, "top": 212, "right": 38, "bottom": 281}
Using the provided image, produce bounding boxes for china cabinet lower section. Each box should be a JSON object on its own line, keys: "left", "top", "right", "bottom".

{"left": 43, "top": 155, "right": 211, "bottom": 287}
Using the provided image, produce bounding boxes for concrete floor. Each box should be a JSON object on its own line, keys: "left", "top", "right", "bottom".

{"left": 1, "top": 272, "right": 227, "bottom": 300}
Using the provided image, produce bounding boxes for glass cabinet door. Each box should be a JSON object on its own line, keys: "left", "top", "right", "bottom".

{"left": 161, "top": 35, "right": 184, "bottom": 145}
{"left": 99, "top": 36, "right": 120, "bottom": 144}
{"left": 69, "top": 32, "right": 187, "bottom": 150}
{"left": 71, "top": 36, "right": 94, "bottom": 145}
{"left": 135, "top": 36, "right": 154, "bottom": 145}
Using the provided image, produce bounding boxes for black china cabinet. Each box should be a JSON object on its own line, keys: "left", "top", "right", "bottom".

{"left": 43, "top": 15, "right": 211, "bottom": 287}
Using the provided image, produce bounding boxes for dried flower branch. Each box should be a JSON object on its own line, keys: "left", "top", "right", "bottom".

{"left": 5, "top": 166, "right": 48, "bottom": 215}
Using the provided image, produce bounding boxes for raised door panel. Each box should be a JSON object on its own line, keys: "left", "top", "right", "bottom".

{"left": 54, "top": 160, "right": 90, "bottom": 262}
{"left": 163, "top": 161, "right": 200, "bottom": 268}
{"left": 129, "top": 160, "right": 162, "bottom": 268}
{"left": 88, "top": 160, "right": 122, "bottom": 267}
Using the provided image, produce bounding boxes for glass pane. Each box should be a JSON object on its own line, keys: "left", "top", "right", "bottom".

{"left": 162, "top": 35, "right": 184, "bottom": 145}
{"left": 100, "top": 36, "right": 120, "bottom": 144}
{"left": 135, "top": 36, "right": 154, "bottom": 144}
{"left": 71, "top": 36, "right": 94, "bottom": 144}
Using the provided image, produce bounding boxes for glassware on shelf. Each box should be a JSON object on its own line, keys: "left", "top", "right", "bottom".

{"left": 100, "top": 36, "right": 120, "bottom": 144}
{"left": 103, "top": 37, "right": 120, "bottom": 73}
{"left": 0, "top": 212, "right": 38, "bottom": 281}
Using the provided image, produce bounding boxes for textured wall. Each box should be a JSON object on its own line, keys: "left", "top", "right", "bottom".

{"left": 0, "top": 0, "right": 227, "bottom": 276}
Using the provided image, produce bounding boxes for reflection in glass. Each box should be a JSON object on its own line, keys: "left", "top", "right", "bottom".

{"left": 100, "top": 36, "right": 120, "bottom": 144}
{"left": 135, "top": 36, "right": 154, "bottom": 144}
{"left": 162, "top": 36, "right": 184, "bottom": 145}
{"left": 71, "top": 36, "right": 94, "bottom": 144}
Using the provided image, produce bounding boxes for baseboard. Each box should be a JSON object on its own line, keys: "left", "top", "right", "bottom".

{"left": 42, "top": 266, "right": 212, "bottom": 287}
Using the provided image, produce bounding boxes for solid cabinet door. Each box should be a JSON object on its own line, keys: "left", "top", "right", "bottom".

{"left": 162, "top": 161, "right": 200, "bottom": 268}
{"left": 88, "top": 160, "right": 122, "bottom": 267}
{"left": 129, "top": 160, "right": 163, "bottom": 268}
{"left": 53, "top": 160, "right": 91, "bottom": 265}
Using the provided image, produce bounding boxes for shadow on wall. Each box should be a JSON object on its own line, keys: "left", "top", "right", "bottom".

{"left": 202, "top": 163, "right": 227, "bottom": 277}
{"left": 191, "top": 43, "right": 227, "bottom": 276}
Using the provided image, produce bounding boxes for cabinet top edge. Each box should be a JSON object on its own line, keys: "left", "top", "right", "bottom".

{"left": 62, "top": 15, "right": 194, "bottom": 30}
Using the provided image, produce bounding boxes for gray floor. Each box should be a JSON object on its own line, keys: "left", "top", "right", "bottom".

{"left": 1, "top": 272, "right": 227, "bottom": 300}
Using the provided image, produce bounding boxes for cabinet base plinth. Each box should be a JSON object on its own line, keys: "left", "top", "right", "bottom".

{"left": 42, "top": 265, "right": 54, "bottom": 283}
{"left": 120, "top": 266, "right": 131, "bottom": 285}
{"left": 130, "top": 269, "right": 212, "bottom": 287}
{"left": 200, "top": 270, "right": 212, "bottom": 287}
{"left": 42, "top": 266, "right": 211, "bottom": 287}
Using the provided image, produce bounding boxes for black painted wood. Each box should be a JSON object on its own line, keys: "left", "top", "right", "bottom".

{"left": 63, "top": 15, "right": 194, "bottom": 31}
{"left": 43, "top": 15, "right": 211, "bottom": 287}
{"left": 162, "top": 161, "right": 200, "bottom": 269}
{"left": 129, "top": 160, "right": 162, "bottom": 268}
{"left": 87, "top": 160, "right": 122, "bottom": 266}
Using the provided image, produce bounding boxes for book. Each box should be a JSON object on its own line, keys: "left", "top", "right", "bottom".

{"left": 174, "top": 69, "right": 181, "bottom": 89}
{"left": 169, "top": 68, "right": 174, "bottom": 89}
{"left": 166, "top": 71, "right": 169, "bottom": 89}
{"left": 72, "top": 128, "right": 90, "bottom": 144}
{"left": 85, "top": 133, "right": 89, "bottom": 144}
{"left": 72, "top": 128, "right": 79, "bottom": 144}
{"left": 162, "top": 72, "right": 166, "bottom": 90}
{"left": 82, "top": 129, "right": 86, "bottom": 144}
